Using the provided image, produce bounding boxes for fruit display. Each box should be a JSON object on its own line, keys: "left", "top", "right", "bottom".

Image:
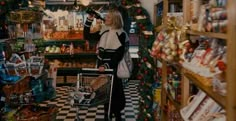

{"left": 45, "top": 45, "right": 61, "bottom": 53}
{"left": 44, "top": 42, "right": 96, "bottom": 54}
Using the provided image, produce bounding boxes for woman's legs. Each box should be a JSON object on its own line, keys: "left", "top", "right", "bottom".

{"left": 104, "top": 76, "right": 125, "bottom": 121}
{"left": 104, "top": 103, "right": 112, "bottom": 121}
{"left": 104, "top": 103, "right": 122, "bottom": 121}
{"left": 114, "top": 111, "right": 122, "bottom": 121}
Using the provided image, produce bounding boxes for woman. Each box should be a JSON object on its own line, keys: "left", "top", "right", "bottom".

{"left": 83, "top": 9, "right": 127, "bottom": 121}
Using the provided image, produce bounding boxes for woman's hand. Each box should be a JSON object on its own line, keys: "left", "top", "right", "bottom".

{"left": 87, "top": 14, "right": 95, "bottom": 20}
{"left": 98, "top": 66, "right": 105, "bottom": 72}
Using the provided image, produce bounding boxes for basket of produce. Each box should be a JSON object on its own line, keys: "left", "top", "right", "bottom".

{"left": 14, "top": 104, "right": 58, "bottom": 121}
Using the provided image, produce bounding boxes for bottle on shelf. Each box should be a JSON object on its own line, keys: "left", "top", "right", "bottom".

{"left": 86, "top": 8, "right": 105, "bottom": 21}
{"left": 69, "top": 42, "right": 74, "bottom": 55}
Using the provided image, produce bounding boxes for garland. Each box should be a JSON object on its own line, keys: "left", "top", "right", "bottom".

{"left": 121, "top": 0, "right": 159, "bottom": 120}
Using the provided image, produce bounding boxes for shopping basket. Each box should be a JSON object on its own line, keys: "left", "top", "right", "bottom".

{"left": 69, "top": 68, "right": 114, "bottom": 121}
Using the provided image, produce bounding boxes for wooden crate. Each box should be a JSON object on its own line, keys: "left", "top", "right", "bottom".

{"left": 56, "top": 76, "right": 64, "bottom": 84}
{"left": 66, "top": 76, "right": 77, "bottom": 83}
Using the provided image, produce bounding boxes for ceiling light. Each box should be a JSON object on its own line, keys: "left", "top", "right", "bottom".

{"left": 80, "top": 0, "right": 92, "bottom": 6}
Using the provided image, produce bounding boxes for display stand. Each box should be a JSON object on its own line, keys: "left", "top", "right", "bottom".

{"left": 153, "top": 0, "right": 235, "bottom": 120}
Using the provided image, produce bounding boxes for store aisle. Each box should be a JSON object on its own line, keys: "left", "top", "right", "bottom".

{"left": 39, "top": 80, "right": 140, "bottom": 121}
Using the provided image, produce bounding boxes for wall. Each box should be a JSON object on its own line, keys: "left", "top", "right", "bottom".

{"left": 139, "top": 0, "right": 162, "bottom": 24}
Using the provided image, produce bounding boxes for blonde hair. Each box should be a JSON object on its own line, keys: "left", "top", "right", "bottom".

{"left": 109, "top": 10, "right": 124, "bottom": 29}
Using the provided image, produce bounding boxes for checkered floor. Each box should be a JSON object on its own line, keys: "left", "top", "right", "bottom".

{"left": 39, "top": 80, "right": 140, "bottom": 121}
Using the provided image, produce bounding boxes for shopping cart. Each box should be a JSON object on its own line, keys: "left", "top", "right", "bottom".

{"left": 69, "top": 68, "right": 114, "bottom": 121}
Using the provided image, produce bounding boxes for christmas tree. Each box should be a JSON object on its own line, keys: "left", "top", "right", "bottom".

{"left": 121, "top": 0, "right": 161, "bottom": 120}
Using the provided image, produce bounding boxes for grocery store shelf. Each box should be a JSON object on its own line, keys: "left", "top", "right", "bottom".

{"left": 44, "top": 53, "right": 96, "bottom": 59}
{"left": 184, "top": 70, "right": 226, "bottom": 108}
{"left": 186, "top": 30, "right": 227, "bottom": 39}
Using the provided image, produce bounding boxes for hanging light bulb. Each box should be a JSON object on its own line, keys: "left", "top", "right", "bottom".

{"left": 28, "top": 0, "right": 32, "bottom": 7}
{"left": 80, "top": 0, "right": 92, "bottom": 6}
{"left": 74, "top": 0, "right": 80, "bottom": 10}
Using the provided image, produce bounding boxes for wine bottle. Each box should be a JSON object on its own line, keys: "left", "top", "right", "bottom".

{"left": 86, "top": 8, "right": 105, "bottom": 21}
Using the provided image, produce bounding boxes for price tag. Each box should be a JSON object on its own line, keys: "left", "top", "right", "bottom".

{"left": 1, "top": 96, "right": 6, "bottom": 101}
{"left": 154, "top": 88, "right": 161, "bottom": 103}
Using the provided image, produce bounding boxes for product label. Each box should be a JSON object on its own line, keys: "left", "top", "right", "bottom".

{"left": 154, "top": 88, "right": 162, "bottom": 103}
{"left": 1, "top": 96, "right": 6, "bottom": 101}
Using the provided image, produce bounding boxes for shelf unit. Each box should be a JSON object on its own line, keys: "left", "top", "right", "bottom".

{"left": 226, "top": 0, "right": 236, "bottom": 120}
{"left": 154, "top": 0, "right": 185, "bottom": 120}
{"left": 164, "top": 87, "right": 181, "bottom": 110}
{"left": 42, "top": 1, "right": 113, "bottom": 85}
{"left": 186, "top": 30, "right": 227, "bottom": 40}
{"left": 183, "top": 70, "right": 226, "bottom": 108}
{"left": 183, "top": 0, "right": 236, "bottom": 120}
{"left": 44, "top": 53, "right": 96, "bottom": 59}
{"left": 43, "top": 39, "right": 85, "bottom": 46}
{"left": 43, "top": 40, "right": 97, "bottom": 85}
{"left": 154, "top": 0, "right": 236, "bottom": 120}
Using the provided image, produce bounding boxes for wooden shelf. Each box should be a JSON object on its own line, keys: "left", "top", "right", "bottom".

{"left": 155, "top": 25, "right": 165, "bottom": 32}
{"left": 57, "top": 67, "right": 81, "bottom": 76}
{"left": 183, "top": 68, "right": 212, "bottom": 87}
{"left": 44, "top": 39, "right": 84, "bottom": 42}
{"left": 186, "top": 30, "right": 227, "bottom": 39}
{"left": 156, "top": 0, "right": 236, "bottom": 120}
{"left": 44, "top": 53, "right": 96, "bottom": 59}
{"left": 164, "top": 88, "right": 181, "bottom": 110}
{"left": 44, "top": 39, "right": 85, "bottom": 46}
{"left": 184, "top": 71, "right": 226, "bottom": 108}
{"left": 56, "top": 83, "right": 74, "bottom": 86}
{"left": 46, "top": 1, "right": 110, "bottom": 5}
{"left": 57, "top": 67, "right": 81, "bottom": 71}
{"left": 227, "top": 0, "right": 236, "bottom": 120}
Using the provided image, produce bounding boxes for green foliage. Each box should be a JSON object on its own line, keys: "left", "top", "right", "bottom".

{"left": 122, "top": 0, "right": 158, "bottom": 120}
{"left": 121, "top": 0, "right": 140, "bottom": 6}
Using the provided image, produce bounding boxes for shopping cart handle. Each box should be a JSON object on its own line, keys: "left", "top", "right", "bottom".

{"left": 81, "top": 68, "right": 114, "bottom": 74}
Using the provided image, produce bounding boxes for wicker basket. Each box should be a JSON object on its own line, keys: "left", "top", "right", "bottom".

{"left": 8, "top": 10, "right": 43, "bottom": 24}
{"left": 2, "top": 76, "right": 31, "bottom": 104}
{"left": 14, "top": 105, "right": 58, "bottom": 121}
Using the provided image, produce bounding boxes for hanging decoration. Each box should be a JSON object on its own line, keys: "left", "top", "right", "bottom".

{"left": 0, "top": 0, "right": 7, "bottom": 16}
{"left": 150, "top": 16, "right": 188, "bottom": 62}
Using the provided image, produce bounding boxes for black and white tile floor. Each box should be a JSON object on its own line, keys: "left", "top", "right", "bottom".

{"left": 39, "top": 80, "right": 140, "bottom": 121}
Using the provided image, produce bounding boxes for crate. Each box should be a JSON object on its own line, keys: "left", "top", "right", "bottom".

{"left": 2, "top": 76, "right": 31, "bottom": 103}
{"left": 14, "top": 105, "right": 58, "bottom": 121}
{"left": 56, "top": 76, "right": 64, "bottom": 83}
{"left": 66, "top": 76, "right": 77, "bottom": 83}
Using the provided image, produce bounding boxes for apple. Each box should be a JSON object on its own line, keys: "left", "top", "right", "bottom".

{"left": 55, "top": 47, "right": 61, "bottom": 53}
{"left": 45, "top": 46, "right": 50, "bottom": 52}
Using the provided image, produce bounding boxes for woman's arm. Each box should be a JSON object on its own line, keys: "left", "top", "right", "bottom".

{"left": 109, "top": 32, "right": 126, "bottom": 69}
{"left": 83, "top": 16, "right": 101, "bottom": 42}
